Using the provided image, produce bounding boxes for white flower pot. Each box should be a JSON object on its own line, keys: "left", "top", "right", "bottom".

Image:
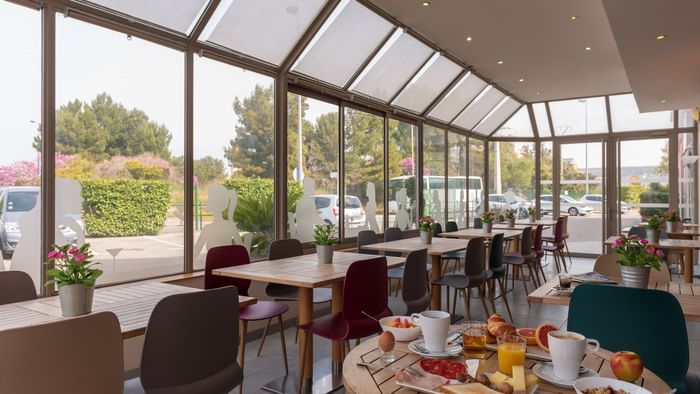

{"left": 506, "top": 218, "right": 515, "bottom": 227}
{"left": 316, "top": 245, "right": 334, "bottom": 264}
{"left": 484, "top": 223, "right": 493, "bottom": 233}
{"left": 528, "top": 216, "right": 536, "bottom": 223}
{"left": 420, "top": 231, "right": 432, "bottom": 245}
{"left": 58, "top": 284, "right": 94, "bottom": 317}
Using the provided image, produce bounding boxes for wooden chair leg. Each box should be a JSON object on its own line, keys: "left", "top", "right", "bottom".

{"left": 257, "top": 317, "right": 272, "bottom": 357}
{"left": 510, "top": 265, "right": 516, "bottom": 290}
{"left": 461, "top": 289, "right": 472, "bottom": 321}
{"left": 564, "top": 240, "right": 573, "bottom": 268}
{"left": 451, "top": 287, "right": 458, "bottom": 316}
{"left": 297, "top": 331, "right": 309, "bottom": 394}
{"left": 478, "top": 285, "right": 490, "bottom": 318}
{"left": 487, "top": 280, "right": 497, "bottom": 313}
{"left": 537, "top": 259, "right": 547, "bottom": 283}
{"left": 240, "top": 320, "right": 248, "bottom": 394}
{"left": 277, "top": 315, "right": 289, "bottom": 376}
{"left": 518, "top": 267, "right": 530, "bottom": 304}
{"left": 497, "top": 277, "right": 513, "bottom": 321}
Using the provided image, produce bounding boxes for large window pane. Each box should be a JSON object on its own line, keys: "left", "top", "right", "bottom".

{"left": 619, "top": 139, "right": 669, "bottom": 228}
{"left": 388, "top": 119, "right": 418, "bottom": 231}
{"left": 423, "top": 126, "right": 445, "bottom": 226}
{"left": 344, "top": 107, "right": 384, "bottom": 237}
{"left": 488, "top": 142, "right": 535, "bottom": 219}
{"left": 679, "top": 109, "right": 696, "bottom": 128}
{"left": 492, "top": 106, "right": 533, "bottom": 138}
{"left": 679, "top": 133, "right": 695, "bottom": 221}
{"left": 453, "top": 87, "right": 506, "bottom": 132}
{"left": 550, "top": 97, "right": 607, "bottom": 136}
{"left": 540, "top": 142, "right": 553, "bottom": 197}
{"left": 468, "top": 139, "right": 485, "bottom": 226}
{"left": 287, "top": 93, "right": 339, "bottom": 242}
{"left": 533, "top": 103, "right": 551, "bottom": 136}
{"left": 0, "top": 2, "right": 41, "bottom": 291}
{"left": 448, "top": 132, "right": 467, "bottom": 227}
{"left": 392, "top": 55, "right": 462, "bottom": 113}
{"left": 87, "top": 0, "right": 208, "bottom": 33}
{"left": 476, "top": 99, "right": 521, "bottom": 136}
{"left": 56, "top": 17, "right": 185, "bottom": 283}
{"left": 610, "top": 94, "right": 673, "bottom": 132}
{"left": 194, "top": 57, "right": 275, "bottom": 266}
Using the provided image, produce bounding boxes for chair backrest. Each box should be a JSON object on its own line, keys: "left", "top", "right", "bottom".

{"left": 342, "top": 256, "right": 389, "bottom": 320}
{"left": 628, "top": 226, "right": 647, "bottom": 238}
{"left": 432, "top": 222, "right": 443, "bottom": 236}
{"left": 0, "top": 311, "right": 123, "bottom": 394}
{"left": 0, "top": 271, "right": 37, "bottom": 305}
{"left": 592, "top": 254, "right": 622, "bottom": 280}
{"left": 268, "top": 238, "right": 303, "bottom": 260}
{"left": 553, "top": 216, "right": 565, "bottom": 243}
{"left": 463, "top": 237, "right": 486, "bottom": 277}
{"left": 141, "top": 287, "right": 241, "bottom": 393}
{"left": 532, "top": 225, "right": 544, "bottom": 251}
{"left": 357, "top": 230, "right": 378, "bottom": 255}
{"left": 204, "top": 245, "right": 251, "bottom": 296}
{"left": 568, "top": 284, "right": 688, "bottom": 391}
{"left": 561, "top": 215, "right": 569, "bottom": 234}
{"left": 445, "top": 221, "right": 459, "bottom": 232}
{"left": 401, "top": 249, "right": 430, "bottom": 314}
{"left": 384, "top": 227, "right": 403, "bottom": 257}
{"left": 519, "top": 226, "right": 533, "bottom": 256}
{"left": 488, "top": 233, "right": 505, "bottom": 270}
{"left": 473, "top": 217, "right": 483, "bottom": 229}
{"left": 650, "top": 261, "right": 671, "bottom": 284}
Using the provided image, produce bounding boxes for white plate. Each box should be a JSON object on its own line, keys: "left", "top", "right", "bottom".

{"left": 408, "top": 339, "right": 462, "bottom": 359}
{"left": 532, "top": 362, "right": 598, "bottom": 388}
{"left": 573, "top": 376, "right": 652, "bottom": 394}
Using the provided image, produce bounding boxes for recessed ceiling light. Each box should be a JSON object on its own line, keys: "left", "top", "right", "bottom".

{"left": 661, "top": 99, "right": 667, "bottom": 103}
{"left": 466, "top": 36, "right": 473, "bottom": 42}
{"left": 536, "top": 91, "right": 541, "bottom": 95}
{"left": 497, "top": 60, "right": 504, "bottom": 64}
{"left": 421, "top": 1, "right": 430, "bottom": 6}
{"left": 656, "top": 34, "right": 666, "bottom": 40}
{"left": 570, "top": 15, "right": 578, "bottom": 21}
{"left": 519, "top": 78, "right": 525, "bottom": 82}
{"left": 585, "top": 46, "right": 592, "bottom": 51}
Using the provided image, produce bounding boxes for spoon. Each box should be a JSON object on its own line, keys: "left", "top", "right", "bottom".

{"left": 361, "top": 310, "right": 381, "bottom": 324}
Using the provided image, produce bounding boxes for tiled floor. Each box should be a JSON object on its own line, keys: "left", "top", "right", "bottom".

{"left": 235, "top": 256, "right": 699, "bottom": 393}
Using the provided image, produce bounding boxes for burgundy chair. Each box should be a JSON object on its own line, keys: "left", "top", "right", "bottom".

{"left": 503, "top": 227, "right": 538, "bottom": 298}
{"left": 542, "top": 217, "right": 568, "bottom": 273}
{"left": 297, "top": 256, "right": 392, "bottom": 388}
{"left": 204, "top": 245, "right": 289, "bottom": 394}
{"left": 531, "top": 225, "right": 547, "bottom": 283}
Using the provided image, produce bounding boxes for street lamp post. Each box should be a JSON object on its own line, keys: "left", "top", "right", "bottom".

{"left": 578, "top": 99, "right": 589, "bottom": 196}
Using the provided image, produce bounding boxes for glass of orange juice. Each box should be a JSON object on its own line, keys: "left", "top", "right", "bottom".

{"left": 462, "top": 321, "right": 487, "bottom": 359}
{"left": 497, "top": 335, "right": 526, "bottom": 375}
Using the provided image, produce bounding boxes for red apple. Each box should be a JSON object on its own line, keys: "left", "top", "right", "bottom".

{"left": 610, "top": 351, "right": 644, "bottom": 382}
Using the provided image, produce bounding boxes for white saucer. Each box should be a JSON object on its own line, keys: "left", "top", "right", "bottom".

{"left": 407, "top": 339, "right": 462, "bottom": 359}
{"left": 532, "top": 362, "right": 598, "bottom": 388}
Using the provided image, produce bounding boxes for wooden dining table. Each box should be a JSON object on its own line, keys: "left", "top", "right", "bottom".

{"left": 212, "top": 251, "right": 405, "bottom": 394}
{"left": 528, "top": 278, "right": 700, "bottom": 321}
{"left": 342, "top": 329, "right": 670, "bottom": 393}
{"left": 605, "top": 236, "right": 700, "bottom": 283}
{"left": 0, "top": 281, "right": 256, "bottom": 338}
{"left": 360, "top": 237, "right": 467, "bottom": 311}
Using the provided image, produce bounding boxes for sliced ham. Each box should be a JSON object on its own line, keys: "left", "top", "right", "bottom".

{"left": 395, "top": 369, "right": 449, "bottom": 390}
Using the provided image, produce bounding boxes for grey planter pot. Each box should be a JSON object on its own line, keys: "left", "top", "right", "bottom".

{"left": 619, "top": 264, "right": 651, "bottom": 289}
{"left": 506, "top": 218, "right": 515, "bottom": 227}
{"left": 646, "top": 229, "right": 660, "bottom": 243}
{"left": 316, "top": 245, "right": 334, "bottom": 264}
{"left": 420, "top": 231, "right": 432, "bottom": 245}
{"left": 528, "top": 216, "right": 536, "bottom": 223}
{"left": 484, "top": 223, "right": 493, "bottom": 233}
{"left": 666, "top": 221, "right": 678, "bottom": 233}
{"left": 58, "top": 284, "right": 95, "bottom": 317}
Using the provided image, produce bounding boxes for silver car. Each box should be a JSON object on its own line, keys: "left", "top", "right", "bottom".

{"left": 310, "top": 194, "right": 366, "bottom": 227}
{"left": 581, "top": 194, "right": 630, "bottom": 214}
{"left": 539, "top": 194, "right": 594, "bottom": 216}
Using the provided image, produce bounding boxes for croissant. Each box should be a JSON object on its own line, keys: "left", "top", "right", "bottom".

{"left": 487, "top": 313, "right": 516, "bottom": 337}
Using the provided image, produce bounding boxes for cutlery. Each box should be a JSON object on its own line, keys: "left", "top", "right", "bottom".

{"left": 361, "top": 310, "right": 381, "bottom": 324}
{"left": 356, "top": 362, "right": 424, "bottom": 377}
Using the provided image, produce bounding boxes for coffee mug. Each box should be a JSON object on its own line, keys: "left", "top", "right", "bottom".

{"left": 411, "top": 311, "right": 450, "bottom": 352}
{"left": 548, "top": 331, "right": 600, "bottom": 380}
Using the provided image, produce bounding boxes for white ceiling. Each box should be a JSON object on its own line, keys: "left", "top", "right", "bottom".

{"left": 369, "top": 0, "right": 700, "bottom": 112}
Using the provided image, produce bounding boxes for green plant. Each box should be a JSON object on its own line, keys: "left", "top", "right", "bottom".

{"left": 126, "top": 160, "right": 165, "bottom": 180}
{"left": 418, "top": 216, "right": 436, "bottom": 232}
{"left": 612, "top": 235, "right": 662, "bottom": 270}
{"left": 527, "top": 207, "right": 537, "bottom": 216}
{"left": 480, "top": 211, "right": 496, "bottom": 224}
{"left": 503, "top": 209, "right": 516, "bottom": 220}
{"left": 45, "top": 243, "right": 102, "bottom": 287}
{"left": 665, "top": 209, "right": 681, "bottom": 223}
{"left": 645, "top": 215, "right": 665, "bottom": 230}
{"left": 313, "top": 223, "right": 339, "bottom": 245}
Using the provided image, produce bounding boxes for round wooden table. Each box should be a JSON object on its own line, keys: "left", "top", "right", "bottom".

{"left": 343, "top": 336, "right": 670, "bottom": 393}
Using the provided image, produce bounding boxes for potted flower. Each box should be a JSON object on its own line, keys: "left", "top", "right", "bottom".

{"left": 665, "top": 209, "right": 681, "bottom": 233}
{"left": 527, "top": 207, "right": 537, "bottom": 223}
{"left": 644, "top": 215, "right": 664, "bottom": 243}
{"left": 503, "top": 209, "right": 517, "bottom": 227}
{"left": 480, "top": 211, "right": 496, "bottom": 233}
{"left": 45, "top": 243, "right": 102, "bottom": 317}
{"left": 612, "top": 235, "right": 663, "bottom": 288}
{"left": 313, "top": 223, "right": 338, "bottom": 264}
{"left": 418, "top": 216, "right": 436, "bottom": 245}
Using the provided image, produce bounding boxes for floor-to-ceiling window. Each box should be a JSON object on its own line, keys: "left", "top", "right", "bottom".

{"left": 679, "top": 132, "right": 696, "bottom": 221}
{"left": 448, "top": 132, "right": 467, "bottom": 227}
{"left": 489, "top": 141, "right": 536, "bottom": 219}
{"left": 388, "top": 119, "right": 418, "bottom": 231}
{"left": 468, "top": 138, "right": 485, "bottom": 225}
{"left": 423, "top": 125, "right": 446, "bottom": 226}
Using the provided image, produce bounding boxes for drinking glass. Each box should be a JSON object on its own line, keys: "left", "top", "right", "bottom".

{"left": 497, "top": 335, "right": 526, "bottom": 375}
{"left": 558, "top": 273, "right": 572, "bottom": 289}
{"left": 462, "top": 321, "right": 487, "bottom": 359}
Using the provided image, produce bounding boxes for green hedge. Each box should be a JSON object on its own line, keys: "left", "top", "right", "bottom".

{"left": 81, "top": 179, "right": 171, "bottom": 237}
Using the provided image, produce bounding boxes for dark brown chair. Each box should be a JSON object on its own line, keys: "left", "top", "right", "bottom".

{"left": 0, "top": 271, "right": 37, "bottom": 305}
{"left": 388, "top": 249, "right": 430, "bottom": 315}
{"left": 139, "top": 287, "right": 243, "bottom": 394}
{"left": 503, "top": 226, "right": 538, "bottom": 300}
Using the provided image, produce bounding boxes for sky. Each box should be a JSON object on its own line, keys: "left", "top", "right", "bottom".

{"left": 0, "top": 0, "right": 679, "bottom": 171}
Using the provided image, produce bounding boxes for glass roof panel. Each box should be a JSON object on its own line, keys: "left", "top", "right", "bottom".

{"left": 350, "top": 31, "right": 433, "bottom": 102}
{"left": 452, "top": 86, "right": 505, "bottom": 130}
{"left": 472, "top": 97, "right": 518, "bottom": 135}
{"left": 491, "top": 105, "right": 533, "bottom": 138}
{"left": 679, "top": 109, "right": 696, "bottom": 128}
{"left": 532, "top": 102, "right": 551, "bottom": 136}
{"left": 609, "top": 93, "right": 673, "bottom": 132}
{"left": 428, "top": 72, "right": 487, "bottom": 122}
{"left": 87, "top": 0, "right": 209, "bottom": 34}
{"left": 200, "top": 0, "right": 326, "bottom": 65}
{"left": 291, "top": 0, "right": 394, "bottom": 87}
{"left": 391, "top": 54, "right": 462, "bottom": 113}
{"left": 550, "top": 96, "right": 607, "bottom": 136}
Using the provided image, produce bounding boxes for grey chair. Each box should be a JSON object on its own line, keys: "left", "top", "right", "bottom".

{"left": 433, "top": 237, "right": 489, "bottom": 320}
{"left": 445, "top": 221, "right": 459, "bottom": 232}
{"left": 473, "top": 218, "right": 483, "bottom": 229}
{"left": 357, "top": 230, "right": 379, "bottom": 255}
{"left": 265, "top": 239, "right": 332, "bottom": 304}
{"left": 628, "top": 226, "right": 647, "bottom": 238}
{"left": 0, "top": 271, "right": 37, "bottom": 305}
{"left": 138, "top": 286, "right": 243, "bottom": 394}
{"left": 388, "top": 249, "right": 430, "bottom": 315}
{"left": 442, "top": 221, "right": 466, "bottom": 274}
{"left": 503, "top": 226, "right": 538, "bottom": 299}
{"left": 485, "top": 233, "right": 512, "bottom": 321}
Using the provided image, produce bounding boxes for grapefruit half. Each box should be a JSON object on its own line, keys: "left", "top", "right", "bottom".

{"left": 516, "top": 327, "right": 537, "bottom": 346}
{"left": 534, "top": 323, "right": 558, "bottom": 352}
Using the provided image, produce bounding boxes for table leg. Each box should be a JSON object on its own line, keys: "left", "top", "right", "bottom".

{"left": 431, "top": 254, "right": 442, "bottom": 310}
{"left": 298, "top": 287, "right": 313, "bottom": 385}
{"left": 683, "top": 248, "right": 693, "bottom": 283}
{"left": 512, "top": 235, "right": 521, "bottom": 253}
{"left": 331, "top": 282, "right": 344, "bottom": 371}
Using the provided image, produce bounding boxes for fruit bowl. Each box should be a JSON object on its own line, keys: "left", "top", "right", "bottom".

{"left": 573, "top": 377, "right": 651, "bottom": 394}
{"left": 380, "top": 316, "right": 422, "bottom": 342}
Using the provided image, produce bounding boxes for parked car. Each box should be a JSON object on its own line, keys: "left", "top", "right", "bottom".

{"left": 539, "top": 194, "right": 594, "bottom": 216}
{"left": 0, "top": 186, "right": 82, "bottom": 258}
{"left": 475, "top": 193, "right": 531, "bottom": 219}
{"left": 310, "top": 194, "right": 366, "bottom": 227}
{"left": 580, "top": 194, "right": 630, "bottom": 214}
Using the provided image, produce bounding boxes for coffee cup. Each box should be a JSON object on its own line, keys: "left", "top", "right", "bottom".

{"left": 410, "top": 311, "right": 450, "bottom": 352}
{"left": 548, "top": 331, "right": 600, "bottom": 380}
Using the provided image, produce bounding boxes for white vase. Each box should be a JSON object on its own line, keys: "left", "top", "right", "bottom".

{"left": 316, "top": 245, "right": 334, "bottom": 264}
{"left": 420, "top": 231, "right": 432, "bottom": 245}
{"left": 484, "top": 223, "right": 493, "bottom": 233}
{"left": 58, "top": 284, "right": 95, "bottom": 317}
{"left": 528, "top": 215, "right": 536, "bottom": 223}
{"left": 506, "top": 218, "right": 515, "bottom": 227}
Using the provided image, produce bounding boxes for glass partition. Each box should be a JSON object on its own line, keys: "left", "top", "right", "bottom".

{"left": 468, "top": 139, "right": 485, "bottom": 224}
{"left": 540, "top": 141, "right": 554, "bottom": 197}
{"left": 532, "top": 103, "right": 551, "bottom": 136}
{"left": 488, "top": 103, "right": 531, "bottom": 137}
{"left": 550, "top": 97, "right": 607, "bottom": 136}
{"left": 388, "top": 119, "right": 418, "bottom": 230}
{"left": 488, "top": 142, "right": 535, "bottom": 219}
{"left": 609, "top": 94, "right": 673, "bottom": 132}
{"left": 423, "top": 126, "right": 446, "bottom": 226}
{"left": 448, "top": 132, "right": 468, "bottom": 227}
{"left": 87, "top": 0, "right": 208, "bottom": 33}
{"left": 679, "top": 133, "right": 696, "bottom": 221}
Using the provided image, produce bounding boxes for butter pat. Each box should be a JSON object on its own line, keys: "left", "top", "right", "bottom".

{"left": 488, "top": 371, "right": 511, "bottom": 385}
{"left": 511, "top": 365, "right": 526, "bottom": 393}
